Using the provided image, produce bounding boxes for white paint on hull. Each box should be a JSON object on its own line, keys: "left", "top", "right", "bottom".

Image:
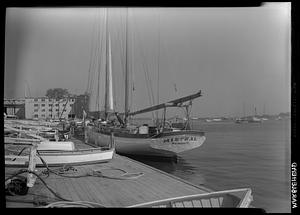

{"left": 38, "top": 141, "right": 75, "bottom": 151}
{"left": 150, "top": 135, "right": 206, "bottom": 153}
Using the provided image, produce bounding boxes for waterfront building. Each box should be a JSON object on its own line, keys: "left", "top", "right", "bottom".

{"left": 25, "top": 97, "right": 75, "bottom": 120}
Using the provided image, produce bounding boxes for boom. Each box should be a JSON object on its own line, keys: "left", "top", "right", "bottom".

{"left": 127, "top": 90, "right": 202, "bottom": 117}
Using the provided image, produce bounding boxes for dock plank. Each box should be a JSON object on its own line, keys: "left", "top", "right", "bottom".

{"left": 5, "top": 138, "right": 212, "bottom": 208}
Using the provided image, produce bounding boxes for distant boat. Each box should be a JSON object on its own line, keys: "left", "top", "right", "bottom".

{"left": 235, "top": 117, "right": 248, "bottom": 124}
{"left": 212, "top": 118, "right": 222, "bottom": 122}
{"left": 247, "top": 116, "right": 262, "bottom": 123}
{"left": 128, "top": 188, "right": 253, "bottom": 208}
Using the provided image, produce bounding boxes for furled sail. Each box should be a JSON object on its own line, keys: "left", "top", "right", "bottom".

{"left": 107, "top": 35, "right": 114, "bottom": 112}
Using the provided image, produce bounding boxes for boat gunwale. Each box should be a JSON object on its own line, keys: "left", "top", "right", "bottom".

{"left": 88, "top": 126, "right": 205, "bottom": 139}
{"left": 126, "top": 188, "right": 252, "bottom": 208}
{"left": 5, "top": 147, "right": 114, "bottom": 156}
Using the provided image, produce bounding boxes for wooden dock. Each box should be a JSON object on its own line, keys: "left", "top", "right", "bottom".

{"left": 5, "top": 138, "right": 212, "bottom": 208}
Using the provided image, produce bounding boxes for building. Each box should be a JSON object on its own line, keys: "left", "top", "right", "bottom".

{"left": 4, "top": 98, "right": 25, "bottom": 119}
{"left": 25, "top": 97, "right": 75, "bottom": 120}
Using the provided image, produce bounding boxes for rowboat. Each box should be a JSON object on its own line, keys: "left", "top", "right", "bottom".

{"left": 5, "top": 147, "right": 115, "bottom": 167}
{"left": 5, "top": 130, "right": 115, "bottom": 167}
{"left": 127, "top": 188, "right": 253, "bottom": 208}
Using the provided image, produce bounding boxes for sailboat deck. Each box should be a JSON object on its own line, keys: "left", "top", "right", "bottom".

{"left": 5, "top": 138, "right": 212, "bottom": 208}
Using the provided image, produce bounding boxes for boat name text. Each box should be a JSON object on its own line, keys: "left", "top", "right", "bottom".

{"left": 163, "top": 136, "right": 197, "bottom": 144}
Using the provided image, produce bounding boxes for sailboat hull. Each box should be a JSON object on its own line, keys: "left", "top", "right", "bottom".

{"left": 85, "top": 126, "right": 205, "bottom": 158}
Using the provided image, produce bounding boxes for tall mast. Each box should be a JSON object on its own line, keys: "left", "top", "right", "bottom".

{"left": 156, "top": 10, "right": 160, "bottom": 125}
{"left": 124, "top": 8, "right": 130, "bottom": 125}
{"left": 104, "top": 8, "right": 110, "bottom": 120}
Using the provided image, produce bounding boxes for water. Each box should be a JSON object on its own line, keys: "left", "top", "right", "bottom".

{"left": 129, "top": 119, "right": 291, "bottom": 213}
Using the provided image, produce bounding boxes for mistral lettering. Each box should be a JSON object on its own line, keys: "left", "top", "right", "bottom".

{"left": 163, "top": 136, "right": 197, "bottom": 144}
{"left": 292, "top": 162, "right": 297, "bottom": 209}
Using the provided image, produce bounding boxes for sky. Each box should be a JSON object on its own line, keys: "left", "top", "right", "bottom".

{"left": 4, "top": 3, "right": 291, "bottom": 118}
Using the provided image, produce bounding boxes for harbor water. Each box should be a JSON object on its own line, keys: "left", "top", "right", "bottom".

{"left": 129, "top": 119, "right": 291, "bottom": 212}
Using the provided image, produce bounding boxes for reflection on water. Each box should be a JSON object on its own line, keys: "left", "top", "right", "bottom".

{"left": 123, "top": 154, "right": 207, "bottom": 186}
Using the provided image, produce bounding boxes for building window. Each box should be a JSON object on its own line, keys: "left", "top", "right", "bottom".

{"left": 49, "top": 104, "right": 53, "bottom": 106}
{"left": 34, "top": 104, "right": 39, "bottom": 107}
{"left": 41, "top": 104, "right": 45, "bottom": 107}
{"left": 56, "top": 109, "right": 59, "bottom": 112}
{"left": 55, "top": 104, "right": 59, "bottom": 106}
{"left": 34, "top": 98, "right": 38, "bottom": 102}
{"left": 49, "top": 109, "right": 52, "bottom": 112}
{"left": 34, "top": 114, "right": 38, "bottom": 118}
{"left": 41, "top": 114, "right": 45, "bottom": 117}
{"left": 42, "top": 109, "right": 45, "bottom": 112}
{"left": 41, "top": 98, "right": 45, "bottom": 102}
{"left": 34, "top": 109, "right": 38, "bottom": 112}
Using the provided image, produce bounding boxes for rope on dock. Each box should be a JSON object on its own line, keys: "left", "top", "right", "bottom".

{"left": 39, "top": 201, "right": 106, "bottom": 208}
{"left": 5, "top": 169, "right": 71, "bottom": 202}
{"left": 37, "top": 151, "right": 145, "bottom": 180}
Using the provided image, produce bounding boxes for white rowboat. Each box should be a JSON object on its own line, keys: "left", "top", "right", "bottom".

{"left": 127, "top": 188, "right": 253, "bottom": 208}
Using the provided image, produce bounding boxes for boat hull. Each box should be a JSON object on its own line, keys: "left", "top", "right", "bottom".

{"left": 127, "top": 188, "right": 253, "bottom": 208}
{"left": 5, "top": 148, "right": 115, "bottom": 167}
{"left": 85, "top": 126, "right": 205, "bottom": 158}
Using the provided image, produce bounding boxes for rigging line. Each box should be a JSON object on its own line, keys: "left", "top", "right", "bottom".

{"left": 86, "top": 11, "right": 98, "bottom": 94}
{"left": 141, "top": 46, "right": 155, "bottom": 118}
{"left": 131, "top": 15, "right": 155, "bottom": 105}
{"left": 100, "top": 9, "right": 110, "bottom": 112}
{"left": 94, "top": 13, "right": 100, "bottom": 111}
{"left": 109, "top": 9, "right": 125, "bottom": 112}
{"left": 132, "top": 18, "right": 155, "bottom": 119}
{"left": 88, "top": 11, "right": 99, "bottom": 95}
{"left": 109, "top": 9, "right": 125, "bottom": 113}
{"left": 124, "top": 7, "right": 130, "bottom": 123}
{"left": 156, "top": 9, "right": 161, "bottom": 123}
{"left": 95, "top": 9, "right": 104, "bottom": 112}
{"left": 128, "top": 10, "right": 134, "bottom": 113}
{"left": 88, "top": 10, "right": 101, "bottom": 96}
{"left": 130, "top": 48, "right": 134, "bottom": 113}
{"left": 99, "top": 9, "right": 107, "bottom": 112}
{"left": 142, "top": 55, "right": 155, "bottom": 120}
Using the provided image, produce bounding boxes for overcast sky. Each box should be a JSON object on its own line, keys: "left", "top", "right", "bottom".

{"left": 4, "top": 3, "right": 291, "bottom": 117}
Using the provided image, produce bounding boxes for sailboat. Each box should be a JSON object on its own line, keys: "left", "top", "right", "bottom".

{"left": 85, "top": 9, "right": 205, "bottom": 159}
{"left": 235, "top": 102, "right": 248, "bottom": 123}
{"left": 247, "top": 107, "right": 262, "bottom": 123}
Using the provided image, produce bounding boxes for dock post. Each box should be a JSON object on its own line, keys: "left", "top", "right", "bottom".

{"left": 110, "top": 132, "right": 115, "bottom": 149}
{"left": 27, "top": 143, "right": 38, "bottom": 187}
{"left": 54, "top": 130, "right": 59, "bottom": 141}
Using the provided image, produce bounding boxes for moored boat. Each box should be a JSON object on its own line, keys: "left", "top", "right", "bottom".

{"left": 127, "top": 188, "right": 253, "bottom": 208}
{"left": 5, "top": 147, "right": 115, "bottom": 167}
{"left": 84, "top": 9, "right": 205, "bottom": 159}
